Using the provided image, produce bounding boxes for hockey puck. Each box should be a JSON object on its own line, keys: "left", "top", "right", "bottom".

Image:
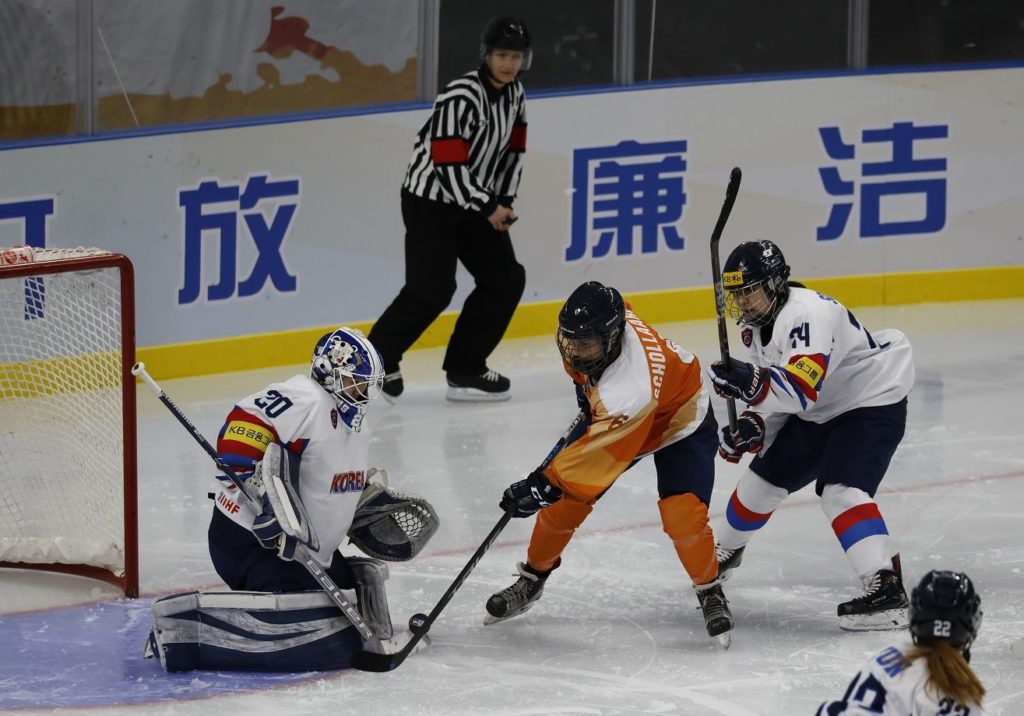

{"left": 408, "top": 613, "right": 429, "bottom": 635}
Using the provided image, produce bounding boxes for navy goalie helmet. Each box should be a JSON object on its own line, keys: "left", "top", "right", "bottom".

{"left": 722, "top": 240, "right": 791, "bottom": 328}
{"left": 909, "top": 570, "right": 983, "bottom": 650}
{"left": 310, "top": 328, "right": 385, "bottom": 421}
{"left": 480, "top": 16, "right": 532, "bottom": 71}
{"left": 557, "top": 281, "right": 626, "bottom": 377}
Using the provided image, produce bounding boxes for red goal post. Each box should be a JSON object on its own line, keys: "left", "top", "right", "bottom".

{"left": 0, "top": 246, "right": 138, "bottom": 597}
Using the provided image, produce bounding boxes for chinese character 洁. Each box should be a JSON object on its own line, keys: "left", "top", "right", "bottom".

{"left": 817, "top": 121, "right": 948, "bottom": 240}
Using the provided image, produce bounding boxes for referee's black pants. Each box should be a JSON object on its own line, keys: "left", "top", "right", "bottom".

{"left": 368, "top": 189, "right": 526, "bottom": 376}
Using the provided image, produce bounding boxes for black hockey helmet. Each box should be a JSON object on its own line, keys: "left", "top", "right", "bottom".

{"left": 557, "top": 281, "right": 626, "bottom": 377}
{"left": 480, "top": 16, "right": 532, "bottom": 71}
{"left": 909, "top": 570, "right": 983, "bottom": 650}
{"left": 722, "top": 239, "right": 791, "bottom": 328}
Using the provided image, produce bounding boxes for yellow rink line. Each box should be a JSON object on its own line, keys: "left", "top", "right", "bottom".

{"left": 136, "top": 264, "right": 1023, "bottom": 380}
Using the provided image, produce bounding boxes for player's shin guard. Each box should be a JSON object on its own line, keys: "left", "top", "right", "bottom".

{"left": 349, "top": 557, "right": 394, "bottom": 640}
{"left": 717, "top": 469, "right": 789, "bottom": 549}
{"left": 658, "top": 493, "right": 717, "bottom": 585}
{"left": 715, "top": 470, "right": 788, "bottom": 580}
{"left": 526, "top": 499, "right": 593, "bottom": 572}
{"left": 821, "top": 484, "right": 908, "bottom": 631}
{"left": 820, "top": 484, "right": 896, "bottom": 578}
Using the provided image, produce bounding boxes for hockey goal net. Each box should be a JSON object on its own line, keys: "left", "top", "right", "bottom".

{"left": 0, "top": 246, "right": 138, "bottom": 597}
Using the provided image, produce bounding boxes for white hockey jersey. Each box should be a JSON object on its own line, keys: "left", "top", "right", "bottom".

{"left": 742, "top": 287, "right": 914, "bottom": 423}
{"left": 816, "top": 642, "right": 984, "bottom": 715}
{"left": 213, "top": 374, "right": 370, "bottom": 566}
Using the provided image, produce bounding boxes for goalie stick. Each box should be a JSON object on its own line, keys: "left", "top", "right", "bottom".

{"left": 131, "top": 362, "right": 385, "bottom": 659}
{"left": 709, "top": 167, "right": 743, "bottom": 435}
{"left": 351, "top": 411, "right": 587, "bottom": 672}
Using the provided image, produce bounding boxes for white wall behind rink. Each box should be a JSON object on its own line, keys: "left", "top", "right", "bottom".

{"left": 1, "top": 66, "right": 1021, "bottom": 348}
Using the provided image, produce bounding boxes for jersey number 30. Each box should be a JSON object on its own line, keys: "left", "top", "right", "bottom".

{"left": 254, "top": 389, "right": 293, "bottom": 418}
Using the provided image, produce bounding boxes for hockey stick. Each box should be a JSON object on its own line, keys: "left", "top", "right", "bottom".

{"left": 131, "top": 362, "right": 385, "bottom": 657}
{"left": 709, "top": 167, "right": 743, "bottom": 435}
{"left": 351, "top": 411, "right": 586, "bottom": 672}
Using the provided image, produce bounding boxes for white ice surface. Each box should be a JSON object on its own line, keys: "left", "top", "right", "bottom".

{"left": 2, "top": 300, "right": 1023, "bottom": 715}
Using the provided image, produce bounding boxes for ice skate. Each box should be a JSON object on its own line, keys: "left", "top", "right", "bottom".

{"left": 695, "top": 579, "right": 733, "bottom": 648}
{"left": 447, "top": 369, "right": 511, "bottom": 402}
{"left": 838, "top": 568, "right": 909, "bottom": 631}
{"left": 381, "top": 371, "right": 404, "bottom": 403}
{"left": 716, "top": 543, "right": 745, "bottom": 582}
{"left": 484, "top": 562, "right": 548, "bottom": 624}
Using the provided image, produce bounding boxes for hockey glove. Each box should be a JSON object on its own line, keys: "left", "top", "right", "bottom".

{"left": 500, "top": 470, "right": 563, "bottom": 518}
{"left": 252, "top": 497, "right": 300, "bottom": 560}
{"left": 718, "top": 411, "right": 766, "bottom": 463}
{"left": 707, "top": 358, "right": 770, "bottom": 405}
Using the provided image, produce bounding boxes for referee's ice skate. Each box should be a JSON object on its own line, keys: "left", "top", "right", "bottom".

{"left": 446, "top": 369, "right": 511, "bottom": 402}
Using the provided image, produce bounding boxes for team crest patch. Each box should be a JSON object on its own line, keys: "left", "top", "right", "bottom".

{"left": 741, "top": 327, "right": 753, "bottom": 347}
{"left": 330, "top": 409, "right": 338, "bottom": 429}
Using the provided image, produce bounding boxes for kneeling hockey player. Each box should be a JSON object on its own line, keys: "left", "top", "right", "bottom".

{"left": 145, "top": 328, "right": 438, "bottom": 671}
{"left": 486, "top": 281, "right": 734, "bottom": 646}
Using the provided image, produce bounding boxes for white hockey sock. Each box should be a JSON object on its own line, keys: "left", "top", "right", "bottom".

{"left": 820, "top": 484, "right": 895, "bottom": 579}
{"left": 717, "top": 469, "right": 789, "bottom": 550}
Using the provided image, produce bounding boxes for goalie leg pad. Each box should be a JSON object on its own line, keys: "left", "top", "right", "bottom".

{"left": 348, "top": 556, "right": 394, "bottom": 640}
{"left": 349, "top": 483, "right": 439, "bottom": 561}
{"left": 146, "top": 590, "right": 361, "bottom": 672}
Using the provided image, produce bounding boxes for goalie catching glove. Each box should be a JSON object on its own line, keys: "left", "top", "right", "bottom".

{"left": 348, "top": 468, "right": 439, "bottom": 562}
{"left": 243, "top": 442, "right": 319, "bottom": 560}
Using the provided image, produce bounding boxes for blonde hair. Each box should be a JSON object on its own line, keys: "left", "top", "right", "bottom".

{"left": 903, "top": 641, "right": 985, "bottom": 706}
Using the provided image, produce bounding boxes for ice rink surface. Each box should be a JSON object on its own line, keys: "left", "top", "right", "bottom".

{"left": 2, "top": 299, "right": 1023, "bottom": 715}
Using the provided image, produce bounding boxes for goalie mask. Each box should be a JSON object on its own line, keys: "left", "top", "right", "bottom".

{"left": 311, "top": 328, "right": 385, "bottom": 429}
{"left": 723, "top": 240, "right": 791, "bottom": 328}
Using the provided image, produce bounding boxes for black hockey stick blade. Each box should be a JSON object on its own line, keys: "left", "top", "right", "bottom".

{"left": 710, "top": 167, "right": 742, "bottom": 251}
{"left": 351, "top": 511, "right": 515, "bottom": 672}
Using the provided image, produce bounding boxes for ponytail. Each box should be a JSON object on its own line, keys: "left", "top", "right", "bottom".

{"left": 903, "top": 641, "right": 985, "bottom": 706}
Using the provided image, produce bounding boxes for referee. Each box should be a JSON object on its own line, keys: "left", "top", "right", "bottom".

{"left": 368, "top": 17, "right": 531, "bottom": 403}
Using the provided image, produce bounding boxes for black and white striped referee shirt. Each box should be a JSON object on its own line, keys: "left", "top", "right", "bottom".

{"left": 402, "top": 67, "right": 527, "bottom": 217}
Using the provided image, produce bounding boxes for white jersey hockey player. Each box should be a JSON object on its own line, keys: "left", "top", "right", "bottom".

{"left": 145, "top": 328, "right": 439, "bottom": 672}
{"left": 817, "top": 570, "right": 986, "bottom": 715}
{"left": 707, "top": 240, "right": 915, "bottom": 630}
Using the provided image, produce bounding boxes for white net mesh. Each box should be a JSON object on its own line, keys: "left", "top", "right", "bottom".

{"left": 0, "top": 247, "right": 128, "bottom": 575}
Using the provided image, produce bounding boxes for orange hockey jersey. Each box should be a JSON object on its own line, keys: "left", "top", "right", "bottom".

{"left": 542, "top": 308, "right": 709, "bottom": 502}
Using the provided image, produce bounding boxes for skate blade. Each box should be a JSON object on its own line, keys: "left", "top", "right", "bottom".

{"left": 483, "top": 603, "right": 535, "bottom": 625}
{"left": 715, "top": 631, "right": 732, "bottom": 649}
{"left": 839, "top": 608, "right": 909, "bottom": 632}
{"left": 446, "top": 387, "right": 511, "bottom": 403}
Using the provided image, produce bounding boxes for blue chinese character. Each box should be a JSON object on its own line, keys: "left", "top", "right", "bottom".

{"left": 568, "top": 140, "right": 687, "bottom": 262}
{"left": 817, "top": 121, "right": 948, "bottom": 240}
{"left": 0, "top": 197, "right": 55, "bottom": 320}
{"left": 0, "top": 197, "right": 55, "bottom": 249}
{"left": 178, "top": 174, "right": 299, "bottom": 304}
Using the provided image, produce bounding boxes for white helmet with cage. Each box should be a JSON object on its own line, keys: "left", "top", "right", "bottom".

{"left": 310, "top": 327, "right": 385, "bottom": 427}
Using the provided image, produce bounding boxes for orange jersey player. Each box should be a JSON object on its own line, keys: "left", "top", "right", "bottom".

{"left": 485, "top": 281, "right": 734, "bottom": 646}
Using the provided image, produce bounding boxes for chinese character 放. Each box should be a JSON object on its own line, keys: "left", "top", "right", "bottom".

{"left": 178, "top": 174, "right": 300, "bottom": 304}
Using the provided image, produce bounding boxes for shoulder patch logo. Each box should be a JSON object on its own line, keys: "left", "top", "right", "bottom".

{"left": 330, "top": 409, "right": 338, "bottom": 429}
{"left": 741, "top": 327, "right": 753, "bottom": 347}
